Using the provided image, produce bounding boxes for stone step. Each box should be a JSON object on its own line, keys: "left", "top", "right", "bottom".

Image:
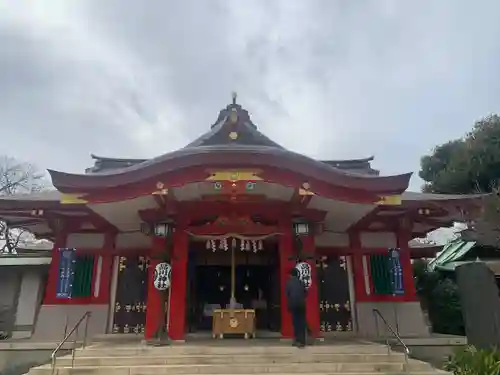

{"left": 55, "top": 353, "right": 406, "bottom": 366}
{"left": 76, "top": 343, "right": 391, "bottom": 356}
{"left": 30, "top": 361, "right": 435, "bottom": 375}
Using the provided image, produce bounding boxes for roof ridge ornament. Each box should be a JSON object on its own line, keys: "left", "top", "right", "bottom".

{"left": 231, "top": 91, "right": 237, "bottom": 105}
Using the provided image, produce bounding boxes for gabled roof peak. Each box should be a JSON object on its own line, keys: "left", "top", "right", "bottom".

{"left": 210, "top": 102, "right": 255, "bottom": 130}
{"left": 186, "top": 97, "right": 280, "bottom": 149}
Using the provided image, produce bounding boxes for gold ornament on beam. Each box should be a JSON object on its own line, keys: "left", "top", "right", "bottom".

{"left": 205, "top": 170, "right": 263, "bottom": 182}
{"left": 375, "top": 195, "right": 402, "bottom": 206}
{"left": 60, "top": 193, "right": 88, "bottom": 204}
{"left": 299, "top": 182, "right": 315, "bottom": 196}
{"left": 152, "top": 182, "right": 168, "bottom": 196}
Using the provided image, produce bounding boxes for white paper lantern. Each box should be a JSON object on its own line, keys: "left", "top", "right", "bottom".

{"left": 295, "top": 262, "right": 312, "bottom": 289}
{"left": 154, "top": 262, "right": 172, "bottom": 291}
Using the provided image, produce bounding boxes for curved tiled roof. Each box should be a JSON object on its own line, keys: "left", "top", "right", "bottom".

{"left": 50, "top": 101, "right": 411, "bottom": 194}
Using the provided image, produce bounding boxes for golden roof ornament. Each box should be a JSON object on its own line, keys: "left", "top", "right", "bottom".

{"left": 229, "top": 92, "right": 239, "bottom": 123}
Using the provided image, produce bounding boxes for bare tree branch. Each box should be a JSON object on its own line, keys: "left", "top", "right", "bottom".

{"left": 0, "top": 156, "right": 45, "bottom": 195}
{"left": 0, "top": 156, "right": 46, "bottom": 254}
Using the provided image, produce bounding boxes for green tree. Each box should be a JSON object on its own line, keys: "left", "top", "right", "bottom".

{"left": 420, "top": 114, "right": 500, "bottom": 194}
{"left": 420, "top": 114, "right": 500, "bottom": 246}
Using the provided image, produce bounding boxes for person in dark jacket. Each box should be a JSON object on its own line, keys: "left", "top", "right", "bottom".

{"left": 285, "top": 267, "right": 307, "bottom": 347}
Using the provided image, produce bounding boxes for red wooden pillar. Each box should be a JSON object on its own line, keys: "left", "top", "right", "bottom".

{"left": 279, "top": 217, "right": 294, "bottom": 338}
{"left": 168, "top": 226, "right": 189, "bottom": 340}
{"left": 349, "top": 232, "right": 369, "bottom": 302}
{"left": 301, "top": 234, "right": 320, "bottom": 338}
{"left": 145, "top": 236, "right": 165, "bottom": 339}
{"left": 397, "top": 230, "right": 417, "bottom": 301}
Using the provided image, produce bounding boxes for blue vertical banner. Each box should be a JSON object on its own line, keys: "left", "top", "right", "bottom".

{"left": 56, "top": 248, "right": 76, "bottom": 299}
{"left": 388, "top": 248, "right": 405, "bottom": 295}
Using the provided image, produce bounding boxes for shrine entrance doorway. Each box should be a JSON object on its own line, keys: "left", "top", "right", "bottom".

{"left": 186, "top": 239, "right": 281, "bottom": 334}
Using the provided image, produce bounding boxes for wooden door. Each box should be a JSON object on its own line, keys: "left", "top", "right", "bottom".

{"left": 112, "top": 256, "right": 149, "bottom": 334}
{"left": 317, "top": 255, "right": 353, "bottom": 332}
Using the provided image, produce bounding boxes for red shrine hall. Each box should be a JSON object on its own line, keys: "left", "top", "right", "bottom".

{"left": 0, "top": 96, "right": 482, "bottom": 341}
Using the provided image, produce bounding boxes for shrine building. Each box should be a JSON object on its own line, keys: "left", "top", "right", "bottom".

{"left": 0, "top": 97, "right": 482, "bottom": 341}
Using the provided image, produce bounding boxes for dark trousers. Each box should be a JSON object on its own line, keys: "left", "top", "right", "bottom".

{"left": 290, "top": 306, "right": 306, "bottom": 345}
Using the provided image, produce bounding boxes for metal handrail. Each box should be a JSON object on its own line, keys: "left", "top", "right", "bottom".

{"left": 51, "top": 311, "right": 91, "bottom": 375}
{"left": 372, "top": 308, "right": 410, "bottom": 361}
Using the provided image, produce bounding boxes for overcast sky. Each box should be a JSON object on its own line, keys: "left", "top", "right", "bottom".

{"left": 1, "top": 1, "right": 499, "bottom": 191}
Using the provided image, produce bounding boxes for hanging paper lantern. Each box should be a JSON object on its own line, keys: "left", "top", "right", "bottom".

{"left": 211, "top": 240, "right": 217, "bottom": 252}
{"left": 223, "top": 238, "right": 228, "bottom": 251}
{"left": 240, "top": 240, "right": 245, "bottom": 251}
{"left": 258, "top": 240, "right": 263, "bottom": 250}
{"left": 154, "top": 262, "right": 171, "bottom": 291}
{"left": 295, "top": 262, "right": 312, "bottom": 289}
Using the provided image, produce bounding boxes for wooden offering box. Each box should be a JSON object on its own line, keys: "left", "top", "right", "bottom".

{"left": 212, "top": 309, "right": 256, "bottom": 339}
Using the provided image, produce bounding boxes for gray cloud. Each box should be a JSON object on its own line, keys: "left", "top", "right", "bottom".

{"left": 0, "top": 0, "right": 499, "bottom": 190}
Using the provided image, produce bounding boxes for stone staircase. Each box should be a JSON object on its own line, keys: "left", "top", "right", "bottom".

{"left": 28, "top": 340, "right": 449, "bottom": 375}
